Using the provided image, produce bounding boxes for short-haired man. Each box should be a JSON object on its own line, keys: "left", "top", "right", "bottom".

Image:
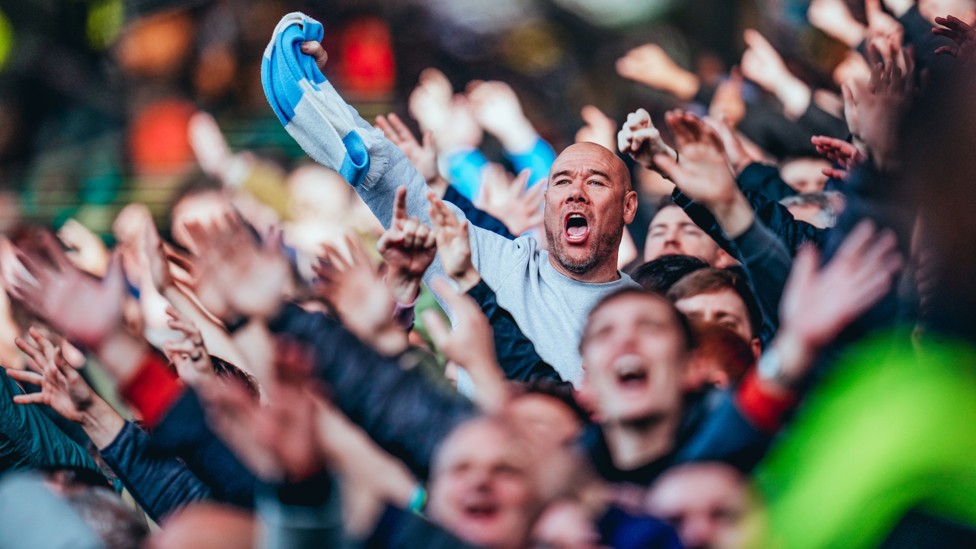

{"left": 667, "top": 268, "right": 764, "bottom": 359}
{"left": 643, "top": 202, "right": 736, "bottom": 267}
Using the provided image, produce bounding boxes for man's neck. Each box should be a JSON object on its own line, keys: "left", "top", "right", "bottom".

{"left": 547, "top": 254, "right": 622, "bottom": 284}
{"left": 601, "top": 414, "right": 678, "bottom": 471}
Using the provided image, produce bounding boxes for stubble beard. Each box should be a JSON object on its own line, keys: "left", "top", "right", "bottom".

{"left": 545, "top": 221, "right": 620, "bottom": 275}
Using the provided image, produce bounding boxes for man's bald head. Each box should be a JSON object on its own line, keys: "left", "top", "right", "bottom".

{"left": 552, "top": 142, "right": 632, "bottom": 192}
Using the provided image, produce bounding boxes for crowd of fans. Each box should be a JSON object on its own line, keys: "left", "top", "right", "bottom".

{"left": 1, "top": 0, "right": 976, "bottom": 547}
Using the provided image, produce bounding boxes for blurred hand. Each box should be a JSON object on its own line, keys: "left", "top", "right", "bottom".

{"left": 883, "top": 0, "right": 913, "bottom": 17}
{"left": 704, "top": 116, "right": 758, "bottom": 175}
{"left": 475, "top": 165, "right": 544, "bottom": 236}
{"left": 1, "top": 233, "right": 127, "bottom": 350}
{"left": 812, "top": 135, "right": 866, "bottom": 179}
{"left": 708, "top": 68, "right": 746, "bottom": 128}
{"left": 575, "top": 105, "right": 617, "bottom": 152}
{"left": 657, "top": 111, "right": 736, "bottom": 205}
{"left": 375, "top": 113, "right": 446, "bottom": 195}
{"left": 7, "top": 327, "right": 93, "bottom": 423}
{"left": 866, "top": 0, "right": 904, "bottom": 43}
{"left": 314, "top": 234, "right": 405, "bottom": 356}
{"left": 933, "top": 15, "right": 976, "bottom": 61}
{"left": 617, "top": 108, "right": 678, "bottom": 172}
{"left": 180, "top": 216, "right": 289, "bottom": 321}
{"left": 408, "top": 69, "right": 482, "bottom": 152}
{"left": 808, "top": 0, "right": 867, "bottom": 47}
{"left": 466, "top": 80, "right": 537, "bottom": 152}
{"left": 741, "top": 30, "right": 811, "bottom": 118}
{"left": 777, "top": 220, "right": 902, "bottom": 363}
{"left": 656, "top": 111, "right": 755, "bottom": 238}
{"left": 422, "top": 278, "right": 508, "bottom": 412}
{"left": 376, "top": 187, "right": 438, "bottom": 303}
{"left": 616, "top": 44, "right": 700, "bottom": 100}
{"left": 844, "top": 38, "right": 915, "bottom": 169}
{"left": 57, "top": 219, "right": 109, "bottom": 277}
{"left": 429, "top": 192, "right": 479, "bottom": 292}
{"left": 162, "top": 305, "right": 214, "bottom": 388}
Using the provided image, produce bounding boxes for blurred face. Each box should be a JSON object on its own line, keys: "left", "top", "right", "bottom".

{"left": 646, "top": 464, "right": 746, "bottom": 549}
{"left": 645, "top": 206, "right": 722, "bottom": 265}
{"left": 544, "top": 143, "right": 637, "bottom": 279}
{"left": 581, "top": 293, "right": 687, "bottom": 424}
{"left": 428, "top": 420, "right": 538, "bottom": 549}
{"left": 780, "top": 158, "right": 829, "bottom": 194}
{"left": 674, "top": 289, "right": 753, "bottom": 342}
{"left": 530, "top": 500, "right": 605, "bottom": 549}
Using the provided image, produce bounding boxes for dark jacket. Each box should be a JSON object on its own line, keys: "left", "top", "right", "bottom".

{"left": 100, "top": 420, "right": 211, "bottom": 521}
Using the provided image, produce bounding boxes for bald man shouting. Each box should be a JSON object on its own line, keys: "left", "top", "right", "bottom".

{"left": 302, "top": 41, "right": 640, "bottom": 385}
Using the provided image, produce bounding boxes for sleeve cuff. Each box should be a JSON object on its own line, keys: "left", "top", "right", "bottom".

{"left": 736, "top": 369, "right": 797, "bottom": 433}
{"left": 119, "top": 350, "right": 183, "bottom": 429}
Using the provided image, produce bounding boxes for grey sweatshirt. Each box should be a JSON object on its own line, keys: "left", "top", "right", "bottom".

{"left": 354, "top": 125, "right": 638, "bottom": 386}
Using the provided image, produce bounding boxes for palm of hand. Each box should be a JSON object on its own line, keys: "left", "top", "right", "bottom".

{"left": 469, "top": 84, "right": 524, "bottom": 136}
{"left": 47, "top": 366, "right": 94, "bottom": 424}
{"left": 673, "top": 143, "right": 735, "bottom": 204}
{"left": 402, "top": 138, "right": 438, "bottom": 182}
{"left": 223, "top": 251, "right": 290, "bottom": 318}
{"left": 42, "top": 272, "right": 125, "bottom": 350}
{"left": 617, "top": 45, "right": 681, "bottom": 87}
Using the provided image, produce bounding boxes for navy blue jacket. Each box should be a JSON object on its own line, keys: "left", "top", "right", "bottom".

{"left": 100, "top": 420, "right": 211, "bottom": 521}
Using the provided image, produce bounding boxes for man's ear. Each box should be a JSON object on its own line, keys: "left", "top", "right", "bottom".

{"left": 623, "top": 190, "right": 638, "bottom": 224}
{"left": 751, "top": 338, "right": 762, "bottom": 361}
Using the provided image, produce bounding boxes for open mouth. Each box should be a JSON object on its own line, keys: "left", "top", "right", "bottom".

{"left": 463, "top": 501, "right": 500, "bottom": 521}
{"left": 613, "top": 355, "right": 650, "bottom": 390}
{"left": 564, "top": 213, "right": 590, "bottom": 243}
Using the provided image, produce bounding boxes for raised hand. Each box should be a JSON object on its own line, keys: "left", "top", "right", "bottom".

{"left": 180, "top": 215, "right": 290, "bottom": 322}
{"left": 812, "top": 135, "right": 866, "bottom": 179}
{"left": 657, "top": 111, "right": 736, "bottom": 204}
{"left": 8, "top": 327, "right": 93, "bottom": 423}
{"left": 770, "top": 221, "right": 902, "bottom": 387}
{"left": 655, "top": 111, "right": 755, "bottom": 238}
{"left": 741, "top": 30, "right": 811, "bottom": 118}
{"left": 408, "top": 69, "right": 482, "bottom": 152}
{"left": 866, "top": 0, "right": 904, "bottom": 43}
{"left": 301, "top": 40, "right": 329, "bottom": 74}
{"left": 374, "top": 113, "right": 445, "bottom": 194}
{"left": 162, "top": 305, "right": 214, "bottom": 388}
{"left": 708, "top": 69, "right": 746, "bottom": 129}
{"left": 475, "top": 165, "right": 544, "bottom": 236}
{"left": 933, "top": 15, "right": 976, "bottom": 61}
{"left": 429, "top": 192, "right": 479, "bottom": 292}
{"left": 704, "top": 115, "right": 758, "bottom": 175}
{"left": 1, "top": 233, "right": 127, "bottom": 350}
{"left": 313, "top": 234, "right": 406, "bottom": 356}
{"left": 466, "top": 80, "right": 537, "bottom": 152}
{"left": 57, "top": 219, "right": 109, "bottom": 277}
{"left": 575, "top": 105, "right": 617, "bottom": 152}
{"left": 615, "top": 44, "right": 700, "bottom": 100}
{"left": 808, "top": 0, "right": 867, "bottom": 47}
{"left": 844, "top": 38, "right": 916, "bottom": 169}
{"left": 422, "top": 278, "right": 508, "bottom": 412}
{"left": 376, "top": 187, "right": 438, "bottom": 303}
{"left": 617, "top": 108, "right": 678, "bottom": 172}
